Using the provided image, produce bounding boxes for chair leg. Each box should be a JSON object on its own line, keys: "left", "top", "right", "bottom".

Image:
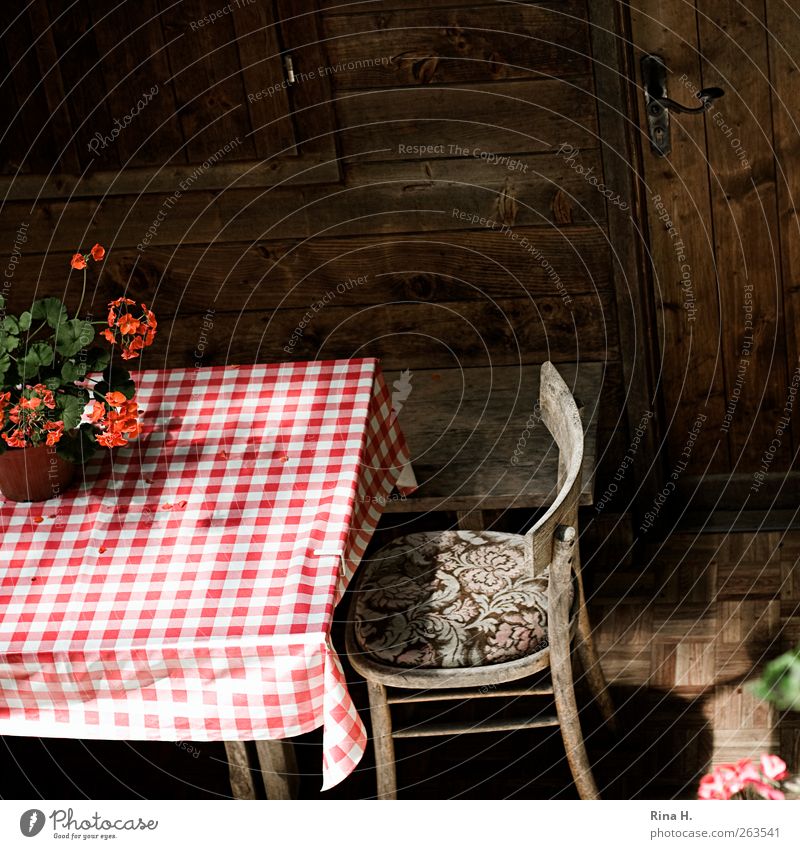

{"left": 367, "top": 680, "right": 397, "bottom": 799}
{"left": 568, "top": 519, "right": 617, "bottom": 733}
{"left": 549, "top": 527, "right": 600, "bottom": 800}
{"left": 575, "top": 603, "right": 617, "bottom": 732}
{"left": 225, "top": 741, "right": 257, "bottom": 799}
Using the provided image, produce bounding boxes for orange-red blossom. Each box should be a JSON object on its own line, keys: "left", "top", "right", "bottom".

{"left": 89, "top": 393, "right": 141, "bottom": 449}
{"left": 102, "top": 297, "right": 157, "bottom": 361}
{"left": 71, "top": 243, "right": 105, "bottom": 270}
{"left": 1, "top": 384, "right": 64, "bottom": 448}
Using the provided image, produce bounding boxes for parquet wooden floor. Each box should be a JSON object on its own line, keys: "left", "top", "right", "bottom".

{"left": 585, "top": 521, "right": 800, "bottom": 790}
{"left": 2, "top": 515, "right": 798, "bottom": 799}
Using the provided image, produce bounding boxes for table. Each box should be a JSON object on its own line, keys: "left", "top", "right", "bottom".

{"left": 0, "top": 358, "right": 414, "bottom": 793}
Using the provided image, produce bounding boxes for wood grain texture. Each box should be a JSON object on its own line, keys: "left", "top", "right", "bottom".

{"left": 135, "top": 295, "right": 614, "bottom": 371}
{"left": 232, "top": 0, "right": 296, "bottom": 158}
{"left": 223, "top": 741, "right": 256, "bottom": 800}
{"left": 26, "top": 0, "right": 81, "bottom": 172}
{"left": 1, "top": 8, "right": 51, "bottom": 174}
{"left": 322, "top": 1, "right": 590, "bottom": 88}
{"left": 254, "top": 739, "right": 299, "bottom": 800}
{"left": 628, "top": 0, "right": 728, "bottom": 474}
{"left": 6, "top": 226, "right": 612, "bottom": 314}
{"left": 0, "top": 152, "right": 607, "bottom": 248}
{"left": 591, "top": 529, "right": 792, "bottom": 771}
{"left": 696, "top": 0, "right": 789, "bottom": 470}
{"left": 335, "top": 77, "right": 598, "bottom": 161}
{"left": 48, "top": 0, "right": 120, "bottom": 173}
{"left": 586, "top": 0, "right": 665, "bottom": 514}
{"left": 160, "top": 0, "right": 256, "bottom": 162}
{"left": 765, "top": 0, "right": 800, "bottom": 457}
{"left": 274, "top": 0, "right": 341, "bottom": 163}
{"left": 384, "top": 362, "right": 602, "bottom": 513}
{"left": 89, "top": 0, "right": 187, "bottom": 168}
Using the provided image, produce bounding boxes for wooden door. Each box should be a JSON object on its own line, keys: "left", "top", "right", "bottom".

{"left": 0, "top": 0, "right": 339, "bottom": 200}
{"left": 628, "top": 1, "right": 800, "bottom": 514}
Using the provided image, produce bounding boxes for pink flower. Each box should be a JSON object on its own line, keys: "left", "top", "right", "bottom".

{"left": 748, "top": 780, "right": 785, "bottom": 801}
{"left": 734, "top": 759, "right": 761, "bottom": 787}
{"left": 760, "top": 754, "right": 788, "bottom": 782}
{"left": 698, "top": 771, "right": 732, "bottom": 800}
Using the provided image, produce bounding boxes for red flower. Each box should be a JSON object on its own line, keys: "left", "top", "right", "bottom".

{"left": 104, "top": 390, "right": 127, "bottom": 407}
{"left": 87, "top": 400, "right": 105, "bottom": 423}
{"left": 90, "top": 243, "right": 105, "bottom": 261}
{"left": 44, "top": 420, "right": 64, "bottom": 446}
{"left": 104, "top": 298, "right": 157, "bottom": 360}
{"left": 70, "top": 253, "right": 87, "bottom": 270}
{"left": 96, "top": 431, "right": 127, "bottom": 448}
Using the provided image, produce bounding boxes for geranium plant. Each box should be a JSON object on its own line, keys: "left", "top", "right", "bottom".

{"left": 698, "top": 755, "right": 797, "bottom": 800}
{"left": 0, "top": 244, "right": 156, "bottom": 463}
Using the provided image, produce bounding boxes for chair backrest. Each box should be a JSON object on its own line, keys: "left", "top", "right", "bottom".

{"left": 525, "top": 362, "right": 584, "bottom": 577}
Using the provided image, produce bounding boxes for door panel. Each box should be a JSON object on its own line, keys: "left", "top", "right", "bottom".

{"left": 630, "top": 0, "right": 795, "bottom": 500}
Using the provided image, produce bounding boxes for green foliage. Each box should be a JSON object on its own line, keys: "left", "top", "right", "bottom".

{"left": 1, "top": 282, "right": 146, "bottom": 463}
{"left": 30, "top": 297, "right": 68, "bottom": 329}
{"left": 94, "top": 364, "right": 135, "bottom": 402}
{"left": 0, "top": 322, "right": 21, "bottom": 355}
{"left": 54, "top": 319, "right": 94, "bottom": 357}
{"left": 18, "top": 342, "right": 54, "bottom": 380}
{"left": 56, "top": 422, "right": 98, "bottom": 464}
{"left": 56, "top": 391, "right": 88, "bottom": 431}
{"left": 752, "top": 645, "right": 800, "bottom": 712}
{"left": 84, "top": 346, "right": 111, "bottom": 373}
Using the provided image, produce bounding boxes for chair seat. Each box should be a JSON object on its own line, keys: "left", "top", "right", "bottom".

{"left": 354, "top": 530, "right": 571, "bottom": 669}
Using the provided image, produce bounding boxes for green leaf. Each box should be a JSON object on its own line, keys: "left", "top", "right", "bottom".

{"left": 102, "top": 363, "right": 135, "bottom": 399}
{"left": 2, "top": 315, "right": 20, "bottom": 334}
{"left": 0, "top": 352, "right": 10, "bottom": 381}
{"left": 45, "top": 376, "right": 62, "bottom": 391}
{"left": 0, "top": 330, "right": 20, "bottom": 355}
{"left": 752, "top": 646, "right": 800, "bottom": 712}
{"left": 84, "top": 346, "right": 111, "bottom": 374}
{"left": 61, "top": 361, "right": 81, "bottom": 383}
{"left": 18, "top": 342, "right": 54, "bottom": 380}
{"left": 18, "top": 311, "right": 32, "bottom": 332}
{"left": 56, "top": 423, "right": 97, "bottom": 465}
{"left": 56, "top": 392, "right": 87, "bottom": 430}
{"left": 54, "top": 319, "right": 95, "bottom": 358}
{"left": 0, "top": 294, "right": 4, "bottom": 310}
{"left": 30, "top": 297, "right": 68, "bottom": 329}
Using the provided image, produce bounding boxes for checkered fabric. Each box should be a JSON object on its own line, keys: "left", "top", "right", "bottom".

{"left": 0, "top": 358, "right": 414, "bottom": 791}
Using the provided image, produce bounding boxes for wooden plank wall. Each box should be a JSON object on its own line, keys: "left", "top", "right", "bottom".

{"left": 629, "top": 0, "right": 800, "bottom": 508}
{"left": 0, "top": 0, "right": 630, "bottom": 496}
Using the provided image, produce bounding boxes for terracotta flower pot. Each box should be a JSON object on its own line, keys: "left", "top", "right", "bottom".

{"left": 0, "top": 444, "right": 77, "bottom": 502}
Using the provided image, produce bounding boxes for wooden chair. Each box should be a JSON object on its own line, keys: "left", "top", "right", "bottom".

{"left": 345, "top": 361, "right": 615, "bottom": 799}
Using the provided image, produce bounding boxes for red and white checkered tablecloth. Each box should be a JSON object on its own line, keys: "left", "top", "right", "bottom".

{"left": 0, "top": 357, "right": 415, "bottom": 791}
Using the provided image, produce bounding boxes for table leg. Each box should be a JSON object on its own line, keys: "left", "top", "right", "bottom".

{"left": 255, "top": 739, "right": 300, "bottom": 799}
{"left": 224, "top": 741, "right": 257, "bottom": 800}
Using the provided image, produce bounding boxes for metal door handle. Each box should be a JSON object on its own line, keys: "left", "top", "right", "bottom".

{"left": 641, "top": 54, "right": 725, "bottom": 156}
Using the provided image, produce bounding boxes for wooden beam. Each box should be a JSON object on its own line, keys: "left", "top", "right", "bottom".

{"left": 587, "top": 0, "right": 666, "bottom": 518}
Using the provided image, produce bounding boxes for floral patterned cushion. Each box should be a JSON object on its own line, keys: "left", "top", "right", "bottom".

{"left": 353, "top": 530, "right": 572, "bottom": 669}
